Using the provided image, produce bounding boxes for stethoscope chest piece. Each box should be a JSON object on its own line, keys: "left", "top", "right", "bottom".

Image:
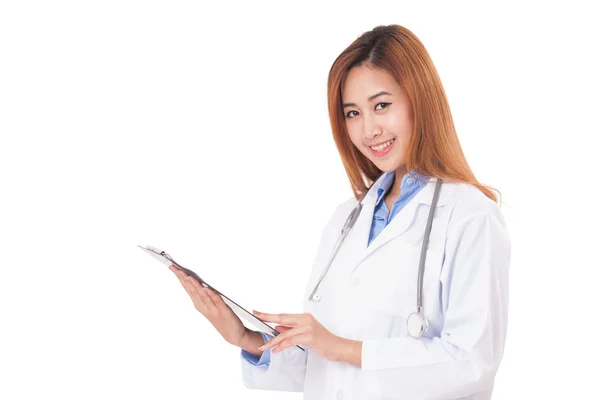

{"left": 407, "top": 312, "right": 428, "bottom": 338}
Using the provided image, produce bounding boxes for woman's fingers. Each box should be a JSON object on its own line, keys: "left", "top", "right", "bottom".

{"left": 275, "top": 325, "right": 293, "bottom": 333}
{"left": 188, "top": 278, "right": 234, "bottom": 319}
{"left": 203, "top": 286, "right": 236, "bottom": 315}
{"left": 170, "top": 266, "right": 195, "bottom": 298}
{"left": 169, "top": 265, "right": 215, "bottom": 315}
{"left": 203, "top": 286, "right": 223, "bottom": 305}
{"left": 273, "top": 332, "right": 308, "bottom": 353}
{"left": 187, "top": 276, "right": 216, "bottom": 314}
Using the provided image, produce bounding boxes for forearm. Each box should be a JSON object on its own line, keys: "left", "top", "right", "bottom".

{"left": 238, "top": 328, "right": 266, "bottom": 357}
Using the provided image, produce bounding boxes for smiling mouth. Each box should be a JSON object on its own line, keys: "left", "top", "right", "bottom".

{"left": 368, "top": 138, "right": 396, "bottom": 157}
{"left": 369, "top": 138, "right": 395, "bottom": 152}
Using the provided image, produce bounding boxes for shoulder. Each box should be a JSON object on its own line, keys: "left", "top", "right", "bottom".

{"left": 445, "top": 182, "right": 500, "bottom": 214}
{"left": 335, "top": 195, "right": 359, "bottom": 217}
{"left": 324, "top": 195, "right": 358, "bottom": 230}
{"left": 311, "top": 196, "right": 358, "bottom": 253}
{"left": 314, "top": 195, "right": 359, "bottom": 236}
{"left": 443, "top": 182, "right": 510, "bottom": 242}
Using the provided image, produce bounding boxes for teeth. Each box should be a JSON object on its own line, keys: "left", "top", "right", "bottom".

{"left": 371, "top": 139, "right": 394, "bottom": 152}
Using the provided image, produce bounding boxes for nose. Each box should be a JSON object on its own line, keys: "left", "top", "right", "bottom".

{"left": 363, "top": 114, "right": 383, "bottom": 141}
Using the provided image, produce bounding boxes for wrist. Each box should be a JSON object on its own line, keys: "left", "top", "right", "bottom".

{"left": 238, "top": 328, "right": 264, "bottom": 357}
{"left": 336, "top": 336, "right": 362, "bottom": 367}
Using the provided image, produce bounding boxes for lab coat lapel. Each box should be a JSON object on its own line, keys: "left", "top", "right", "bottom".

{"left": 336, "top": 174, "right": 387, "bottom": 272}
{"left": 350, "top": 177, "right": 450, "bottom": 273}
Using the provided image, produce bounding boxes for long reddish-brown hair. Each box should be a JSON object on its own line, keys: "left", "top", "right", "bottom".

{"left": 327, "top": 24, "right": 500, "bottom": 204}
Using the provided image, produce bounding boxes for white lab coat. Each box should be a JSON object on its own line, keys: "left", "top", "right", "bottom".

{"left": 240, "top": 175, "right": 511, "bottom": 400}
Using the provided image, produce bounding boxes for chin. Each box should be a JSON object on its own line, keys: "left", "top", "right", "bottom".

{"left": 370, "top": 158, "right": 404, "bottom": 174}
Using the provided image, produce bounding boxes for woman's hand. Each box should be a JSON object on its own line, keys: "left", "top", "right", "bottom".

{"left": 253, "top": 311, "right": 350, "bottom": 362}
{"left": 169, "top": 265, "right": 248, "bottom": 347}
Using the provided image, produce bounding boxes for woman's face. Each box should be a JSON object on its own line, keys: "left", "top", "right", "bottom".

{"left": 341, "top": 66, "right": 413, "bottom": 174}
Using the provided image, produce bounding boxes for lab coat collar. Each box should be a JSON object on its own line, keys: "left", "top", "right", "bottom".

{"left": 347, "top": 174, "right": 456, "bottom": 272}
{"left": 367, "top": 172, "right": 453, "bottom": 207}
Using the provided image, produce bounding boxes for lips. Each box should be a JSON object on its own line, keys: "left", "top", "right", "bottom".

{"left": 369, "top": 138, "right": 395, "bottom": 157}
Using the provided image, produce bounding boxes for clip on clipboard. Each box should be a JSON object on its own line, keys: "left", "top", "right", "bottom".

{"left": 138, "top": 245, "right": 305, "bottom": 352}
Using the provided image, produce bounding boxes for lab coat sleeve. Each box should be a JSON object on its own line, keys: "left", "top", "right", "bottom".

{"left": 361, "top": 209, "right": 511, "bottom": 399}
{"left": 240, "top": 332, "right": 308, "bottom": 392}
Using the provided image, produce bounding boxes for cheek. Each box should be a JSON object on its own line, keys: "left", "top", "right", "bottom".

{"left": 393, "top": 137, "right": 411, "bottom": 161}
{"left": 387, "top": 110, "right": 412, "bottom": 137}
{"left": 346, "top": 124, "right": 363, "bottom": 148}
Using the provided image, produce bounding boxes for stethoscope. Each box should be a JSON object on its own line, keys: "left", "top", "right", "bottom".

{"left": 308, "top": 175, "right": 443, "bottom": 339}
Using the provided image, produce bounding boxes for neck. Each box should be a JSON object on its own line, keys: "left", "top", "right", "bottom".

{"left": 388, "top": 165, "right": 408, "bottom": 197}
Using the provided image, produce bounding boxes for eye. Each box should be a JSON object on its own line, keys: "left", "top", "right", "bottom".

{"left": 345, "top": 103, "right": 391, "bottom": 119}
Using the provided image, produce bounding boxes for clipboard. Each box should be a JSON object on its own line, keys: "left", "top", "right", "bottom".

{"left": 138, "top": 245, "right": 305, "bottom": 351}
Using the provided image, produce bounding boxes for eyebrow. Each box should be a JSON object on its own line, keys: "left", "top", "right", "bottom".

{"left": 342, "top": 91, "right": 393, "bottom": 109}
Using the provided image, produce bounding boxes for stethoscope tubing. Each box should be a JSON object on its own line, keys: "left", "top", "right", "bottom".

{"left": 308, "top": 174, "right": 443, "bottom": 338}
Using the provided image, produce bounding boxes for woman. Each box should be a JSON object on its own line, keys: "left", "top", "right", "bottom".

{"left": 169, "top": 24, "right": 510, "bottom": 400}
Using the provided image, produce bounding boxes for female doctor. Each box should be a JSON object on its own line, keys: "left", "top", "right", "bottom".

{"left": 169, "top": 24, "right": 510, "bottom": 400}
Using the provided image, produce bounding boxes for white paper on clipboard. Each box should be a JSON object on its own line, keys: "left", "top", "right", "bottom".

{"left": 137, "top": 245, "right": 305, "bottom": 351}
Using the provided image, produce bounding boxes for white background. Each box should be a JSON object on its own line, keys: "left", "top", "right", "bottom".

{"left": 1, "top": 1, "right": 598, "bottom": 398}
